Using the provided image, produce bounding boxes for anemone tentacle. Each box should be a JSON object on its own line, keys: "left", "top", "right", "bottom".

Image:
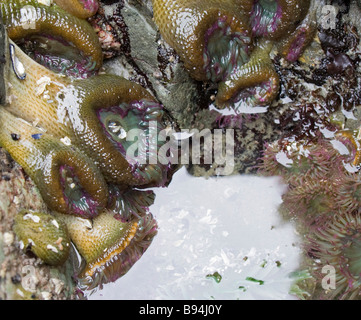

{"left": 307, "top": 212, "right": 361, "bottom": 300}
{"left": 250, "top": 0, "right": 311, "bottom": 40}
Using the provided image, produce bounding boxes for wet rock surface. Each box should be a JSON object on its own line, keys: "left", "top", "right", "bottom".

{"left": 0, "top": 148, "right": 78, "bottom": 300}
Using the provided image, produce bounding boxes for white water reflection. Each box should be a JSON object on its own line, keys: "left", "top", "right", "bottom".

{"left": 89, "top": 167, "right": 301, "bottom": 300}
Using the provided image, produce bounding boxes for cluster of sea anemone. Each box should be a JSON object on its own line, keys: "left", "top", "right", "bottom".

{"left": 2, "top": 0, "right": 350, "bottom": 298}
{"left": 151, "top": 0, "right": 316, "bottom": 110}
{"left": 259, "top": 126, "right": 361, "bottom": 299}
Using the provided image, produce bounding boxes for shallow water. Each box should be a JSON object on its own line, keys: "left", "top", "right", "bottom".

{"left": 89, "top": 167, "right": 301, "bottom": 300}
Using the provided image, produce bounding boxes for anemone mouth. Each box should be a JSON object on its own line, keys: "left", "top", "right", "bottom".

{"left": 76, "top": 212, "right": 158, "bottom": 291}
{"left": 97, "top": 99, "right": 170, "bottom": 186}
{"left": 97, "top": 104, "right": 132, "bottom": 155}
{"left": 251, "top": 0, "right": 283, "bottom": 38}
{"left": 59, "top": 164, "right": 102, "bottom": 218}
{"left": 17, "top": 34, "right": 97, "bottom": 78}
{"left": 203, "top": 17, "right": 251, "bottom": 83}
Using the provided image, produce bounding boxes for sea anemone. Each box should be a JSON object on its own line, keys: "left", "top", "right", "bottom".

{"left": 1, "top": 0, "right": 103, "bottom": 78}
{"left": 280, "top": 178, "right": 338, "bottom": 224}
{"left": 0, "top": 108, "right": 109, "bottom": 218}
{"left": 203, "top": 16, "right": 252, "bottom": 83}
{"left": 257, "top": 141, "right": 291, "bottom": 177}
{"left": 60, "top": 209, "right": 158, "bottom": 291}
{"left": 56, "top": 189, "right": 158, "bottom": 291}
{"left": 334, "top": 172, "right": 361, "bottom": 214}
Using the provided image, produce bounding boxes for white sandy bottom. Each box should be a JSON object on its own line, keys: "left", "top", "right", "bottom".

{"left": 89, "top": 167, "right": 301, "bottom": 300}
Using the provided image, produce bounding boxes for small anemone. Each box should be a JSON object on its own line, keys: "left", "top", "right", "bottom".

{"left": 280, "top": 138, "right": 346, "bottom": 186}
{"left": 306, "top": 211, "right": 361, "bottom": 300}
{"left": 13, "top": 210, "right": 71, "bottom": 266}
{"left": 334, "top": 173, "right": 361, "bottom": 214}
{"left": 257, "top": 141, "right": 291, "bottom": 177}
{"left": 280, "top": 178, "right": 338, "bottom": 224}
{"left": 258, "top": 138, "right": 341, "bottom": 183}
